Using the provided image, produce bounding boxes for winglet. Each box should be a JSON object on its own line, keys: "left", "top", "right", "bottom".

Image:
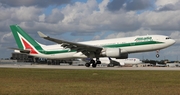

{"left": 37, "top": 31, "right": 48, "bottom": 38}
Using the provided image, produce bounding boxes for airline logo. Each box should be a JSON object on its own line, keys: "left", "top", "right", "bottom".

{"left": 135, "top": 37, "right": 153, "bottom": 42}
{"left": 17, "top": 32, "right": 38, "bottom": 54}
{"left": 21, "top": 39, "right": 38, "bottom": 54}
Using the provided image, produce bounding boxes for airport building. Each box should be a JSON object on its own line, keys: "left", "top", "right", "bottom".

{"left": 11, "top": 53, "right": 33, "bottom": 62}
{"left": 10, "top": 53, "right": 73, "bottom": 65}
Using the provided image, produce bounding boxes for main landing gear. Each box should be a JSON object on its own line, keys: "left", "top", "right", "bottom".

{"left": 85, "top": 59, "right": 101, "bottom": 68}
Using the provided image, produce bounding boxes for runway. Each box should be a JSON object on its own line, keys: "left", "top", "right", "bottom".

{"left": 1, "top": 64, "right": 180, "bottom": 70}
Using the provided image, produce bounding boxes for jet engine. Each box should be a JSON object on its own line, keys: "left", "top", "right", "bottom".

{"left": 101, "top": 48, "right": 128, "bottom": 59}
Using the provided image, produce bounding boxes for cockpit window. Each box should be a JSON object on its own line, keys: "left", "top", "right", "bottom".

{"left": 166, "top": 37, "right": 171, "bottom": 39}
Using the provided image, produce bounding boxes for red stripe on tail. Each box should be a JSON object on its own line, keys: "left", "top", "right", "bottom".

{"left": 22, "top": 39, "right": 38, "bottom": 54}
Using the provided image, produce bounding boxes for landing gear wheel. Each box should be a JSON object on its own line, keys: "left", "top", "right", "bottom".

{"left": 85, "top": 63, "right": 90, "bottom": 67}
{"left": 90, "top": 60, "right": 95, "bottom": 64}
{"left": 96, "top": 61, "right": 101, "bottom": 64}
{"left": 92, "top": 63, "right": 97, "bottom": 68}
{"left": 156, "top": 54, "right": 160, "bottom": 58}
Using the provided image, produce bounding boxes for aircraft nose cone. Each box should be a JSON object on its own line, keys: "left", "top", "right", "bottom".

{"left": 170, "top": 39, "right": 176, "bottom": 45}
{"left": 172, "top": 39, "right": 176, "bottom": 44}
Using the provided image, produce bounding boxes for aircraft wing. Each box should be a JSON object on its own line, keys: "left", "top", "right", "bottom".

{"left": 37, "top": 31, "right": 103, "bottom": 57}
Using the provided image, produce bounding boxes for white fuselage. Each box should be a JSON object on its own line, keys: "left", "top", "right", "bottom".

{"left": 28, "top": 35, "right": 175, "bottom": 59}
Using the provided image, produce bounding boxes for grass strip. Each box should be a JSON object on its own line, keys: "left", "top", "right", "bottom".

{"left": 0, "top": 68, "right": 180, "bottom": 95}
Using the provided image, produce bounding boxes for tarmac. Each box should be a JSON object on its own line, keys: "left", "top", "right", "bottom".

{"left": 1, "top": 64, "right": 180, "bottom": 70}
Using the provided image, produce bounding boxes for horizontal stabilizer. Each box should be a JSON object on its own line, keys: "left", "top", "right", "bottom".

{"left": 8, "top": 47, "right": 30, "bottom": 54}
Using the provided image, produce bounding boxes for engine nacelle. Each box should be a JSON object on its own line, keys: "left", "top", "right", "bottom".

{"left": 102, "top": 48, "right": 120, "bottom": 57}
{"left": 116, "top": 53, "right": 128, "bottom": 59}
{"left": 101, "top": 48, "right": 128, "bottom": 58}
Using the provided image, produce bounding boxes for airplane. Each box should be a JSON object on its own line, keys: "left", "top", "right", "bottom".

{"left": 155, "top": 63, "right": 166, "bottom": 67}
{"left": 10, "top": 25, "right": 175, "bottom": 68}
{"left": 166, "top": 63, "right": 180, "bottom": 67}
{"left": 93, "top": 57, "right": 143, "bottom": 67}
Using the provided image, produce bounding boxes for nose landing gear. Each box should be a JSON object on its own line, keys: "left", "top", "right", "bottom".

{"left": 156, "top": 54, "right": 160, "bottom": 58}
{"left": 156, "top": 50, "right": 160, "bottom": 58}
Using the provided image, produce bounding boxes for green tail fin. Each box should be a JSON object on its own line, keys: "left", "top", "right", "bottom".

{"left": 10, "top": 25, "right": 42, "bottom": 54}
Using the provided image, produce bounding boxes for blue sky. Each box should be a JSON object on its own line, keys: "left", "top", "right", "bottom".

{"left": 0, "top": 0, "right": 180, "bottom": 61}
